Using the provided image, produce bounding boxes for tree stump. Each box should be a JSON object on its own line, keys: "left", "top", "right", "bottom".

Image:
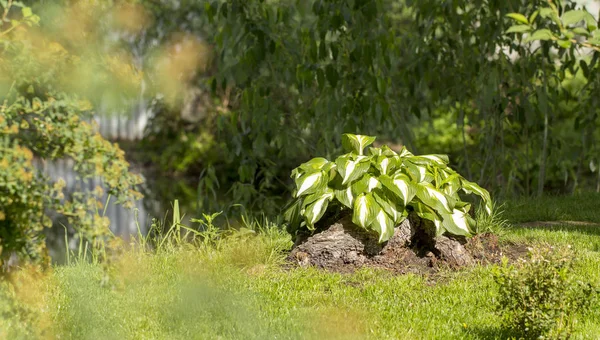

{"left": 288, "top": 212, "right": 477, "bottom": 274}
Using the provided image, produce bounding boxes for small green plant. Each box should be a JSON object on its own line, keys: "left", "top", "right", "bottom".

{"left": 494, "top": 247, "right": 597, "bottom": 339}
{"left": 284, "top": 134, "right": 493, "bottom": 242}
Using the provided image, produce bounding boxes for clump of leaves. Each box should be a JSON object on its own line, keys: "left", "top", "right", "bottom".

{"left": 494, "top": 247, "right": 597, "bottom": 339}
{"left": 284, "top": 134, "right": 493, "bottom": 242}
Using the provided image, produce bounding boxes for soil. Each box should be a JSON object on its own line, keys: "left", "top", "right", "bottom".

{"left": 288, "top": 213, "right": 529, "bottom": 275}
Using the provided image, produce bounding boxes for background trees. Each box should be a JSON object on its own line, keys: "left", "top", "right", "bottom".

{"left": 134, "top": 0, "right": 600, "bottom": 213}
{"left": 2, "top": 0, "right": 600, "bottom": 261}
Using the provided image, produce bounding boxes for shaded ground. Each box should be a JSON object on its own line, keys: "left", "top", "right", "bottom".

{"left": 288, "top": 214, "right": 529, "bottom": 275}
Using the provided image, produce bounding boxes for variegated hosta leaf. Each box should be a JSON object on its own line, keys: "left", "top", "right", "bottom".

{"left": 371, "top": 208, "right": 396, "bottom": 243}
{"left": 283, "top": 198, "right": 303, "bottom": 232}
{"left": 351, "top": 173, "right": 382, "bottom": 196}
{"left": 333, "top": 185, "right": 354, "bottom": 209}
{"left": 408, "top": 154, "right": 450, "bottom": 166}
{"left": 412, "top": 201, "right": 444, "bottom": 236}
{"left": 368, "top": 147, "right": 382, "bottom": 156}
{"left": 352, "top": 193, "right": 376, "bottom": 229}
{"left": 342, "top": 134, "right": 376, "bottom": 155}
{"left": 415, "top": 182, "right": 454, "bottom": 213}
{"left": 379, "top": 173, "right": 416, "bottom": 206}
{"left": 290, "top": 168, "right": 302, "bottom": 180}
{"left": 375, "top": 155, "right": 398, "bottom": 175}
{"left": 373, "top": 190, "right": 406, "bottom": 224}
{"left": 440, "top": 209, "right": 473, "bottom": 236}
{"left": 303, "top": 191, "right": 335, "bottom": 229}
{"left": 439, "top": 173, "right": 461, "bottom": 196}
{"left": 295, "top": 170, "right": 327, "bottom": 197}
{"left": 398, "top": 146, "right": 413, "bottom": 158}
{"left": 402, "top": 161, "right": 433, "bottom": 183}
{"left": 460, "top": 179, "right": 493, "bottom": 215}
{"left": 380, "top": 145, "right": 398, "bottom": 156}
{"left": 336, "top": 155, "right": 371, "bottom": 185}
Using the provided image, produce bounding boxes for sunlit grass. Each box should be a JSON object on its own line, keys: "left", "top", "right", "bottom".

{"left": 2, "top": 195, "right": 600, "bottom": 339}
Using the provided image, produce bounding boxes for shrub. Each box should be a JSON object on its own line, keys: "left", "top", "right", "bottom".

{"left": 284, "top": 134, "right": 493, "bottom": 242}
{"left": 0, "top": 2, "right": 142, "bottom": 264}
{"left": 494, "top": 247, "right": 598, "bottom": 339}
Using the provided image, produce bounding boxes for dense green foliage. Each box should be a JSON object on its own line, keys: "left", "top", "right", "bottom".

{"left": 121, "top": 0, "right": 600, "bottom": 218}
{"left": 494, "top": 248, "right": 597, "bottom": 338}
{"left": 0, "top": 2, "right": 142, "bottom": 263}
{"left": 285, "top": 134, "right": 492, "bottom": 241}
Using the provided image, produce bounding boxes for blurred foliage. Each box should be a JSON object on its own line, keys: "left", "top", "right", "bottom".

{"left": 123, "top": 0, "right": 600, "bottom": 218}
{"left": 0, "top": 1, "right": 143, "bottom": 264}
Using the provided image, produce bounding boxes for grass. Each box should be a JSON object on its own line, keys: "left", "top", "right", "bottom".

{"left": 2, "top": 194, "right": 600, "bottom": 339}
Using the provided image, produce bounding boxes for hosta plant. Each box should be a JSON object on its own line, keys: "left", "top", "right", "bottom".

{"left": 284, "top": 134, "right": 493, "bottom": 242}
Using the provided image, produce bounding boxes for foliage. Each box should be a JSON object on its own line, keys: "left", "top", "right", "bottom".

{"left": 119, "top": 0, "right": 600, "bottom": 219}
{"left": 494, "top": 247, "right": 597, "bottom": 339}
{"left": 0, "top": 2, "right": 143, "bottom": 264}
{"left": 284, "top": 134, "right": 492, "bottom": 242}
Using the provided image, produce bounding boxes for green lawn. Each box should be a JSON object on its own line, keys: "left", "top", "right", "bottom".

{"left": 2, "top": 194, "right": 600, "bottom": 339}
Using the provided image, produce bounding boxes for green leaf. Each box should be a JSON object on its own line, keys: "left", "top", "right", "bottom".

{"left": 557, "top": 39, "right": 572, "bottom": 49}
{"left": 379, "top": 173, "right": 416, "bottom": 206}
{"left": 529, "top": 10, "right": 539, "bottom": 24}
{"left": 407, "top": 154, "right": 449, "bottom": 166}
{"left": 351, "top": 173, "right": 381, "bottom": 195}
{"left": 283, "top": 198, "right": 304, "bottom": 232}
{"left": 298, "top": 157, "right": 332, "bottom": 172}
{"left": 325, "top": 64, "right": 338, "bottom": 88}
{"left": 572, "top": 27, "right": 590, "bottom": 37}
{"left": 371, "top": 208, "right": 395, "bottom": 243}
{"left": 295, "top": 171, "right": 326, "bottom": 197}
{"left": 352, "top": 193, "right": 376, "bottom": 229}
{"left": 303, "top": 190, "right": 334, "bottom": 228}
{"left": 411, "top": 201, "right": 444, "bottom": 236}
{"left": 440, "top": 209, "right": 472, "bottom": 236}
{"left": 341, "top": 133, "right": 377, "bottom": 155}
{"left": 375, "top": 155, "right": 397, "bottom": 175}
{"left": 460, "top": 179, "right": 493, "bottom": 215}
{"left": 334, "top": 186, "right": 354, "bottom": 209}
{"left": 21, "top": 7, "right": 32, "bottom": 17}
{"left": 335, "top": 154, "right": 371, "bottom": 185}
{"left": 524, "top": 29, "right": 555, "bottom": 42}
{"left": 401, "top": 161, "right": 433, "bottom": 183}
{"left": 506, "top": 13, "right": 529, "bottom": 25}
{"left": 415, "top": 182, "right": 454, "bottom": 213}
{"left": 373, "top": 190, "right": 405, "bottom": 224}
{"left": 561, "top": 10, "right": 595, "bottom": 27}
{"left": 506, "top": 24, "right": 532, "bottom": 34}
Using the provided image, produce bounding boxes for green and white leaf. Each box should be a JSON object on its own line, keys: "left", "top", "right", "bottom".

{"left": 333, "top": 186, "right": 354, "bottom": 209}
{"left": 352, "top": 193, "right": 376, "bottom": 229}
{"left": 398, "top": 146, "right": 413, "bottom": 158}
{"left": 351, "top": 173, "right": 381, "bottom": 196}
{"left": 373, "top": 190, "right": 405, "bottom": 224}
{"left": 336, "top": 155, "right": 371, "bottom": 185}
{"left": 375, "top": 155, "right": 397, "bottom": 175}
{"left": 370, "top": 208, "right": 396, "bottom": 243}
{"left": 402, "top": 161, "right": 433, "bottom": 183}
{"left": 379, "top": 173, "right": 416, "bottom": 206}
{"left": 342, "top": 134, "right": 376, "bottom": 155}
{"left": 440, "top": 209, "right": 473, "bottom": 236}
{"left": 460, "top": 179, "right": 493, "bottom": 215}
{"left": 295, "top": 170, "right": 327, "bottom": 197}
{"left": 415, "top": 182, "right": 454, "bottom": 213}
{"left": 303, "top": 190, "right": 335, "bottom": 229}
